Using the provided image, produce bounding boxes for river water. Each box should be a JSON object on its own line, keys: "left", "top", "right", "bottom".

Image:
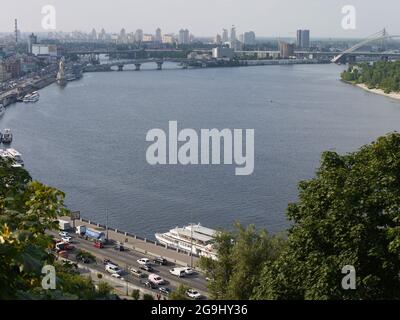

{"left": 1, "top": 63, "right": 400, "bottom": 237}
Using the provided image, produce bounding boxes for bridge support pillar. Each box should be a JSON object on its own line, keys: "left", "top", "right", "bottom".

{"left": 156, "top": 61, "right": 163, "bottom": 70}
{"left": 134, "top": 63, "right": 141, "bottom": 71}
{"left": 117, "top": 64, "right": 124, "bottom": 71}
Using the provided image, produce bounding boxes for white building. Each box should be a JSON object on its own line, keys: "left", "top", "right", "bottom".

{"left": 178, "top": 29, "right": 190, "bottom": 44}
{"left": 31, "top": 44, "right": 58, "bottom": 57}
{"left": 212, "top": 47, "right": 235, "bottom": 59}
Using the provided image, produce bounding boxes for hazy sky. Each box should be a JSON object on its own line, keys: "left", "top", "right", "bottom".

{"left": 1, "top": 0, "right": 399, "bottom": 38}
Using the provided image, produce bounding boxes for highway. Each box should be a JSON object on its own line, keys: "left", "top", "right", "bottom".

{"left": 50, "top": 231, "right": 208, "bottom": 298}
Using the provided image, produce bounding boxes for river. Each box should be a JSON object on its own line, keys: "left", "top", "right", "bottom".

{"left": 1, "top": 63, "right": 400, "bottom": 237}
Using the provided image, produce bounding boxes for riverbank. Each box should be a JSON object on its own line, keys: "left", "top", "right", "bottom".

{"left": 342, "top": 80, "right": 400, "bottom": 101}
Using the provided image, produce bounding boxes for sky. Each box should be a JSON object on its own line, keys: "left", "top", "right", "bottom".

{"left": 0, "top": 0, "right": 399, "bottom": 38}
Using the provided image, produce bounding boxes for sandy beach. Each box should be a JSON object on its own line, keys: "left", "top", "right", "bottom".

{"left": 355, "top": 83, "right": 400, "bottom": 101}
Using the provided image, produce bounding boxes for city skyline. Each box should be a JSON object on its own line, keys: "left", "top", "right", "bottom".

{"left": 0, "top": 0, "right": 400, "bottom": 38}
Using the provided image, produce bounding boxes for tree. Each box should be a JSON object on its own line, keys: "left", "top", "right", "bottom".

{"left": 131, "top": 289, "right": 140, "bottom": 300}
{"left": 143, "top": 293, "right": 154, "bottom": 300}
{"left": 253, "top": 133, "right": 400, "bottom": 299}
{"left": 169, "top": 284, "right": 189, "bottom": 300}
{"left": 199, "top": 222, "right": 285, "bottom": 300}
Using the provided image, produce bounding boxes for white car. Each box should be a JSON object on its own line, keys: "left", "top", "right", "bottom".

{"left": 148, "top": 273, "right": 166, "bottom": 285}
{"left": 59, "top": 231, "right": 69, "bottom": 237}
{"left": 169, "top": 268, "right": 185, "bottom": 277}
{"left": 186, "top": 289, "right": 201, "bottom": 299}
{"left": 183, "top": 267, "right": 195, "bottom": 275}
{"left": 137, "top": 258, "right": 151, "bottom": 265}
{"left": 111, "top": 273, "right": 124, "bottom": 280}
{"left": 105, "top": 264, "right": 122, "bottom": 275}
{"left": 61, "top": 236, "right": 72, "bottom": 243}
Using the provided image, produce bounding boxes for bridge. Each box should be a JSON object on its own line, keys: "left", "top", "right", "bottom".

{"left": 83, "top": 57, "right": 196, "bottom": 72}
{"left": 331, "top": 29, "right": 400, "bottom": 63}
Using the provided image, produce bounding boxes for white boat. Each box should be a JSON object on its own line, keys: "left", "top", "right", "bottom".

{"left": 23, "top": 91, "right": 39, "bottom": 103}
{"left": 155, "top": 224, "right": 218, "bottom": 260}
{"left": 0, "top": 104, "right": 5, "bottom": 117}
{"left": 4, "top": 148, "right": 24, "bottom": 167}
{"left": 1, "top": 129, "right": 12, "bottom": 144}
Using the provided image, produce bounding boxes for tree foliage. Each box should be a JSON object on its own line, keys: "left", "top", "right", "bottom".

{"left": 0, "top": 159, "right": 112, "bottom": 299}
{"left": 253, "top": 133, "right": 400, "bottom": 299}
{"left": 341, "top": 61, "right": 400, "bottom": 93}
{"left": 199, "top": 222, "right": 285, "bottom": 300}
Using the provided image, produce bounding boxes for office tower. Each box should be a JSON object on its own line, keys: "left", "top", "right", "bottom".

{"left": 296, "top": 29, "right": 310, "bottom": 48}
{"left": 243, "top": 31, "right": 256, "bottom": 45}
{"left": 28, "top": 33, "right": 38, "bottom": 53}
{"left": 135, "top": 29, "right": 144, "bottom": 42}
{"left": 222, "top": 29, "right": 229, "bottom": 43}
{"left": 214, "top": 34, "right": 222, "bottom": 45}
{"left": 279, "top": 41, "right": 295, "bottom": 58}
{"left": 155, "top": 28, "right": 162, "bottom": 43}
{"left": 178, "top": 29, "right": 190, "bottom": 44}
{"left": 90, "top": 28, "right": 97, "bottom": 40}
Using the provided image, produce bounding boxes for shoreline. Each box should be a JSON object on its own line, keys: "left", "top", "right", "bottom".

{"left": 342, "top": 80, "right": 400, "bottom": 101}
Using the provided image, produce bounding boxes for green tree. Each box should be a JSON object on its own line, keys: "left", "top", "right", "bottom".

{"left": 169, "top": 284, "right": 189, "bottom": 300}
{"left": 131, "top": 289, "right": 140, "bottom": 300}
{"left": 143, "top": 293, "right": 154, "bottom": 300}
{"left": 253, "top": 133, "right": 400, "bottom": 300}
{"left": 199, "top": 222, "right": 285, "bottom": 300}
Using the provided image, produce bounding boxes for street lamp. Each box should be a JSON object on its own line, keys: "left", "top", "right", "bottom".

{"left": 106, "top": 209, "right": 109, "bottom": 241}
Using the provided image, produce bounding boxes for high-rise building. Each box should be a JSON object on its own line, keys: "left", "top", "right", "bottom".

{"left": 230, "top": 26, "right": 236, "bottom": 45}
{"left": 296, "top": 29, "right": 310, "bottom": 48}
{"left": 99, "top": 28, "right": 106, "bottom": 41}
{"left": 214, "top": 34, "right": 222, "bottom": 45}
{"left": 155, "top": 28, "right": 162, "bottom": 43}
{"left": 119, "top": 28, "right": 127, "bottom": 43}
{"left": 243, "top": 31, "right": 256, "bottom": 45}
{"left": 279, "top": 41, "right": 295, "bottom": 58}
{"left": 178, "top": 29, "right": 190, "bottom": 44}
{"left": 222, "top": 29, "right": 229, "bottom": 43}
{"left": 135, "top": 29, "right": 144, "bottom": 42}
{"left": 28, "top": 33, "right": 38, "bottom": 54}
{"left": 90, "top": 28, "right": 97, "bottom": 41}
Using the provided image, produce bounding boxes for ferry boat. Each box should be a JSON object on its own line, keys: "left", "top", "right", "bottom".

{"left": 155, "top": 224, "right": 218, "bottom": 260}
{"left": 0, "top": 104, "right": 5, "bottom": 117}
{"left": 1, "top": 129, "right": 12, "bottom": 144}
{"left": 23, "top": 91, "right": 39, "bottom": 103}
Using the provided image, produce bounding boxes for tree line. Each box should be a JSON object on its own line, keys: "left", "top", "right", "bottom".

{"left": 341, "top": 61, "right": 400, "bottom": 94}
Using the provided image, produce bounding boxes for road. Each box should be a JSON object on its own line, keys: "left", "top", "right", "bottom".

{"left": 51, "top": 231, "right": 208, "bottom": 298}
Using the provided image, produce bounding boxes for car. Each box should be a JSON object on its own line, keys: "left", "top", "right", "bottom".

{"left": 183, "top": 267, "right": 195, "bottom": 275}
{"left": 111, "top": 273, "right": 124, "bottom": 280}
{"left": 103, "top": 258, "right": 114, "bottom": 265}
{"left": 137, "top": 258, "right": 151, "bottom": 265}
{"left": 186, "top": 289, "right": 202, "bottom": 299}
{"left": 94, "top": 241, "right": 104, "bottom": 249}
{"left": 140, "top": 264, "right": 153, "bottom": 272}
{"left": 129, "top": 267, "right": 146, "bottom": 278}
{"left": 80, "top": 257, "right": 91, "bottom": 264}
{"left": 59, "top": 231, "right": 69, "bottom": 237}
{"left": 61, "top": 236, "right": 72, "bottom": 243}
{"left": 159, "top": 287, "right": 171, "bottom": 295}
{"left": 143, "top": 281, "right": 157, "bottom": 289}
{"left": 106, "top": 264, "right": 122, "bottom": 275}
{"left": 153, "top": 257, "right": 168, "bottom": 265}
{"left": 114, "top": 245, "right": 124, "bottom": 251}
{"left": 148, "top": 273, "right": 166, "bottom": 285}
{"left": 169, "top": 268, "right": 185, "bottom": 277}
